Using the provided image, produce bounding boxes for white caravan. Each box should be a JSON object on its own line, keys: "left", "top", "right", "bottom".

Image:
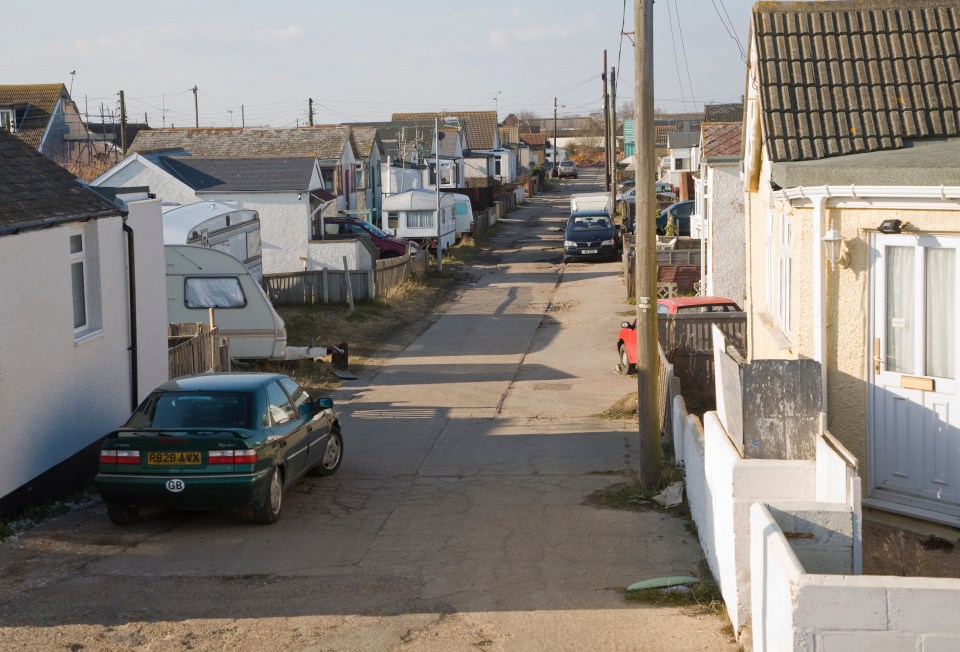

{"left": 382, "top": 188, "right": 456, "bottom": 253}
{"left": 166, "top": 245, "right": 325, "bottom": 361}
{"left": 451, "top": 193, "right": 475, "bottom": 237}
{"left": 163, "top": 201, "right": 263, "bottom": 283}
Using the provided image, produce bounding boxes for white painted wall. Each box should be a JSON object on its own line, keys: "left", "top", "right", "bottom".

{"left": 92, "top": 158, "right": 197, "bottom": 206}
{"left": 674, "top": 402, "right": 817, "bottom": 636}
{"left": 303, "top": 239, "right": 376, "bottom": 272}
{"left": 706, "top": 164, "right": 746, "bottom": 303}
{"left": 751, "top": 503, "right": 960, "bottom": 652}
{"left": 464, "top": 155, "right": 492, "bottom": 179}
{"left": 0, "top": 205, "right": 167, "bottom": 499}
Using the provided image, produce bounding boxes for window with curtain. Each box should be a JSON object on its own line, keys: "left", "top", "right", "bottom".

{"left": 184, "top": 277, "right": 246, "bottom": 309}
{"left": 886, "top": 246, "right": 915, "bottom": 374}
{"left": 776, "top": 213, "right": 792, "bottom": 336}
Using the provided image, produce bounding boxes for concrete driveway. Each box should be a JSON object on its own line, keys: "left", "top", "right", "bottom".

{"left": 0, "top": 168, "right": 736, "bottom": 651}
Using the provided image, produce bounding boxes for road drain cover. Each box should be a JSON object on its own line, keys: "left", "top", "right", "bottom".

{"left": 533, "top": 383, "right": 572, "bottom": 391}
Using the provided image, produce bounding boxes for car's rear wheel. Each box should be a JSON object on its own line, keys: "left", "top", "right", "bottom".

{"left": 617, "top": 344, "right": 636, "bottom": 375}
{"left": 311, "top": 429, "right": 343, "bottom": 477}
{"left": 252, "top": 466, "right": 283, "bottom": 525}
{"left": 106, "top": 503, "right": 139, "bottom": 526}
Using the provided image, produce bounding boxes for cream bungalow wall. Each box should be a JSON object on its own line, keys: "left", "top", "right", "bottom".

{"left": 745, "top": 165, "right": 960, "bottom": 489}
{"left": 91, "top": 157, "right": 197, "bottom": 206}
{"left": 0, "top": 199, "right": 167, "bottom": 499}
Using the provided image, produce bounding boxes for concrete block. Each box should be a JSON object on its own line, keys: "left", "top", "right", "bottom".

{"left": 922, "top": 634, "right": 960, "bottom": 652}
{"left": 733, "top": 461, "right": 816, "bottom": 500}
{"left": 817, "top": 631, "right": 916, "bottom": 652}
{"left": 889, "top": 586, "right": 960, "bottom": 632}
{"left": 795, "top": 584, "right": 888, "bottom": 631}
{"left": 768, "top": 503, "right": 854, "bottom": 575}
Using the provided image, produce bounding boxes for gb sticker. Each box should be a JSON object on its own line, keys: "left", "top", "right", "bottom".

{"left": 165, "top": 479, "right": 186, "bottom": 493}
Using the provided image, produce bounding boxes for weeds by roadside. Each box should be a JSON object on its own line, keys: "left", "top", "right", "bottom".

{"left": 0, "top": 488, "right": 99, "bottom": 542}
{"left": 598, "top": 392, "right": 638, "bottom": 420}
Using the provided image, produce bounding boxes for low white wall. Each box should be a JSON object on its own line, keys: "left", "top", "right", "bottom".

{"left": 816, "top": 433, "right": 863, "bottom": 573}
{"left": 675, "top": 400, "right": 817, "bottom": 636}
{"left": 513, "top": 188, "right": 525, "bottom": 204}
{"left": 751, "top": 503, "right": 960, "bottom": 652}
{"left": 303, "top": 239, "right": 375, "bottom": 272}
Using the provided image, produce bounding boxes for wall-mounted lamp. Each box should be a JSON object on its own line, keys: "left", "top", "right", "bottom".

{"left": 877, "top": 218, "right": 903, "bottom": 234}
{"left": 822, "top": 229, "right": 848, "bottom": 270}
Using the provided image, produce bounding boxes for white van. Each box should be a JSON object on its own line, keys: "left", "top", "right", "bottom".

{"left": 163, "top": 201, "right": 262, "bottom": 283}
{"left": 570, "top": 192, "right": 613, "bottom": 216}
{"left": 166, "top": 245, "right": 325, "bottom": 361}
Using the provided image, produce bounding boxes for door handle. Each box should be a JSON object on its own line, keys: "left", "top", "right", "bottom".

{"left": 873, "top": 338, "right": 882, "bottom": 374}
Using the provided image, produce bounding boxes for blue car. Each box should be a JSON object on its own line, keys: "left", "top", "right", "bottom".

{"left": 564, "top": 211, "right": 618, "bottom": 262}
{"left": 656, "top": 200, "right": 694, "bottom": 236}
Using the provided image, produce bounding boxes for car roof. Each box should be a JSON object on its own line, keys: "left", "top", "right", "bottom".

{"left": 154, "top": 372, "right": 289, "bottom": 393}
{"left": 657, "top": 296, "right": 740, "bottom": 308}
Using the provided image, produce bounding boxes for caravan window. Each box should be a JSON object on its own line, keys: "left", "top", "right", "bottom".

{"left": 407, "top": 210, "right": 435, "bottom": 229}
{"left": 184, "top": 277, "right": 247, "bottom": 309}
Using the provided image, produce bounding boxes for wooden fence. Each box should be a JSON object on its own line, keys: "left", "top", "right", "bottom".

{"left": 658, "top": 313, "right": 747, "bottom": 406}
{"left": 168, "top": 323, "right": 230, "bottom": 379}
{"left": 264, "top": 251, "right": 430, "bottom": 306}
{"left": 375, "top": 251, "right": 429, "bottom": 296}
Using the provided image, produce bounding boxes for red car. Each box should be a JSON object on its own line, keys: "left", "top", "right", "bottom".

{"left": 616, "top": 297, "right": 742, "bottom": 374}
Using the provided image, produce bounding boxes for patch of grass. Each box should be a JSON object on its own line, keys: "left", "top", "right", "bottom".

{"left": 583, "top": 464, "right": 685, "bottom": 511}
{"left": 0, "top": 488, "right": 100, "bottom": 542}
{"left": 598, "top": 392, "right": 638, "bottom": 420}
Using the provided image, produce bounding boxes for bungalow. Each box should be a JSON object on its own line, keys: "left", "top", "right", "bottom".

{"left": 0, "top": 130, "right": 167, "bottom": 516}
{"left": 742, "top": 0, "right": 960, "bottom": 526}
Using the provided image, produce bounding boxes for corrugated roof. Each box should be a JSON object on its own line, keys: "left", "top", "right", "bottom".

{"left": 0, "top": 130, "right": 120, "bottom": 232}
{"left": 753, "top": 0, "right": 960, "bottom": 163}
{"left": 130, "top": 127, "right": 354, "bottom": 161}
{"left": 392, "top": 111, "right": 498, "bottom": 151}
{"left": 157, "top": 156, "right": 317, "bottom": 192}
{"left": 702, "top": 123, "right": 743, "bottom": 158}
{"left": 0, "top": 83, "right": 70, "bottom": 151}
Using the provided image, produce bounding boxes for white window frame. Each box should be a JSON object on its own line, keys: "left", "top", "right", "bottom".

{"left": 70, "top": 232, "right": 89, "bottom": 333}
{"left": 0, "top": 109, "right": 14, "bottom": 133}
{"left": 765, "top": 210, "right": 775, "bottom": 312}
{"left": 777, "top": 212, "right": 793, "bottom": 337}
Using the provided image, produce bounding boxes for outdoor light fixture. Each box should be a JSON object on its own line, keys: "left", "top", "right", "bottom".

{"left": 877, "top": 219, "right": 904, "bottom": 234}
{"left": 822, "top": 229, "right": 847, "bottom": 270}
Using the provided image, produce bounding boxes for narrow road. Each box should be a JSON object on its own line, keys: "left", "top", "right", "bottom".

{"left": 0, "top": 168, "right": 736, "bottom": 651}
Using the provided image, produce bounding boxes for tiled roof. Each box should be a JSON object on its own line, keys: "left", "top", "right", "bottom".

{"left": 702, "top": 123, "right": 743, "bottom": 158}
{"left": 392, "top": 111, "right": 498, "bottom": 151}
{"left": 158, "top": 156, "right": 317, "bottom": 192}
{"left": 86, "top": 122, "right": 151, "bottom": 149}
{"left": 520, "top": 132, "right": 546, "bottom": 147}
{"left": 130, "top": 127, "right": 354, "bottom": 161}
{"left": 0, "top": 130, "right": 119, "bottom": 233}
{"left": 703, "top": 103, "right": 744, "bottom": 123}
{"left": 0, "top": 83, "right": 70, "bottom": 151}
{"left": 349, "top": 125, "right": 380, "bottom": 158}
{"left": 753, "top": 0, "right": 960, "bottom": 163}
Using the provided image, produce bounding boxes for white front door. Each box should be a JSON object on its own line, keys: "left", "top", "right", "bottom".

{"left": 870, "top": 234, "right": 960, "bottom": 518}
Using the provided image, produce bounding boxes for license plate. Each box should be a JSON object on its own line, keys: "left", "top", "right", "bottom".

{"left": 582, "top": 249, "right": 598, "bottom": 254}
{"left": 147, "top": 451, "right": 202, "bottom": 466}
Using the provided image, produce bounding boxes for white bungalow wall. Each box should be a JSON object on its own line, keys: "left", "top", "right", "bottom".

{"left": 0, "top": 200, "right": 168, "bottom": 500}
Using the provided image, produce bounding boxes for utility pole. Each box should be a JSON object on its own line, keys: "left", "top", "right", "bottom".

{"left": 435, "top": 115, "right": 443, "bottom": 272}
{"left": 118, "top": 90, "right": 127, "bottom": 157}
{"left": 635, "top": 0, "right": 660, "bottom": 487}
{"left": 192, "top": 86, "right": 199, "bottom": 127}
{"left": 241, "top": 104, "right": 245, "bottom": 128}
{"left": 603, "top": 50, "right": 610, "bottom": 193}
{"left": 308, "top": 98, "right": 314, "bottom": 126}
{"left": 609, "top": 66, "right": 618, "bottom": 215}
{"left": 553, "top": 97, "right": 558, "bottom": 177}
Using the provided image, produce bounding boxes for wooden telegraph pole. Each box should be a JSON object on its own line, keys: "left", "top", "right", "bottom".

{"left": 192, "top": 86, "right": 199, "bottom": 127}
{"left": 603, "top": 50, "right": 610, "bottom": 193}
{"left": 609, "top": 66, "right": 617, "bottom": 215}
{"left": 635, "top": 0, "right": 661, "bottom": 486}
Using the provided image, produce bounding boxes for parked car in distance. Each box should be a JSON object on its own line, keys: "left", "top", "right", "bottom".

{"left": 564, "top": 211, "right": 618, "bottom": 263}
{"left": 616, "top": 297, "right": 743, "bottom": 373}
{"left": 558, "top": 160, "right": 578, "bottom": 178}
{"left": 618, "top": 179, "right": 636, "bottom": 192}
{"left": 318, "top": 215, "right": 419, "bottom": 258}
{"left": 656, "top": 200, "right": 694, "bottom": 236}
{"left": 543, "top": 161, "right": 555, "bottom": 175}
{"left": 617, "top": 187, "right": 636, "bottom": 203}
{"left": 95, "top": 372, "right": 343, "bottom": 525}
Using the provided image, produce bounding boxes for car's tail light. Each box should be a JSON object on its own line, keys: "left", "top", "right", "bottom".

{"left": 208, "top": 450, "right": 258, "bottom": 465}
{"left": 100, "top": 450, "right": 141, "bottom": 465}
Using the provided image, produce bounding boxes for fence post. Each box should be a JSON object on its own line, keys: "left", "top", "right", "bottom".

{"left": 343, "top": 256, "right": 355, "bottom": 313}
{"left": 368, "top": 269, "right": 375, "bottom": 299}
{"left": 322, "top": 268, "right": 329, "bottom": 304}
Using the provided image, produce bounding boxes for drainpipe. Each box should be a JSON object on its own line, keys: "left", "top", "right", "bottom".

{"left": 811, "top": 193, "right": 829, "bottom": 432}
{"left": 123, "top": 219, "right": 139, "bottom": 411}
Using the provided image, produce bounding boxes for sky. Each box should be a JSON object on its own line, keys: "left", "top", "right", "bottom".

{"left": 4, "top": 0, "right": 751, "bottom": 128}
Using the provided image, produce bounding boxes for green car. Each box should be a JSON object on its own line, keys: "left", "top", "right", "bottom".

{"left": 95, "top": 372, "right": 342, "bottom": 526}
